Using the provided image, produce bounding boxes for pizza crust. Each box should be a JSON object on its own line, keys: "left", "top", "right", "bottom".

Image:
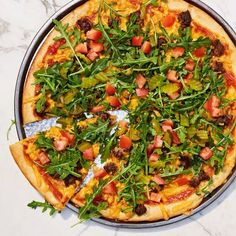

{"left": 10, "top": 141, "right": 78, "bottom": 210}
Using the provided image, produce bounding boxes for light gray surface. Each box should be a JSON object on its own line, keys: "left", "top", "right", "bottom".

{"left": 0, "top": 0, "right": 236, "bottom": 235}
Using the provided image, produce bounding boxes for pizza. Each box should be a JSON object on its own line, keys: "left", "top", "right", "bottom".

{"left": 11, "top": 0, "right": 236, "bottom": 223}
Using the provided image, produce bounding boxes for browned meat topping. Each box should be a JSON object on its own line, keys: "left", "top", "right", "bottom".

{"left": 212, "top": 39, "right": 225, "bottom": 57}
{"left": 77, "top": 17, "right": 93, "bottom": 32}
{"left": 178, "top": 10, "right": 192, "bottom": 28}
{"left": 135, "top": 204, "right": 147, "bottom": 216}
{"left": 104, "top": 162, "right": 118, "bottom": 175}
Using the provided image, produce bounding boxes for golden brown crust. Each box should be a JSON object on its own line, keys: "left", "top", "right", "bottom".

{"left": 10, "top": 141, "right": 78, "bottom": 210}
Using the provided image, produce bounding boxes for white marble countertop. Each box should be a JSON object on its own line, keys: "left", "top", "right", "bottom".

{"left": 0, "top": 0, "right": 235, "bottom": 235}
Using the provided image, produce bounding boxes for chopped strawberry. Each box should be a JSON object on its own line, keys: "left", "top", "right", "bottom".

{"left": 53, "top": 137, "right": 68, "bottom": 151}
{"left": 105, "top": 83, "right": 116, "bottom": 95}
{"left": 224, "top": 72, "right": 236, "bottom": 88}
{"left": 149, "top": 192, "right": 162, "bottom": 203}
{"left": 94, "top": 168, "right": 107, "bottom": 179}
{"left": 185, "top": 59, "right": 195, "bottom": 71}
{"left": 193, "top": 47, "right": 206, "bottom": 57}
{"left": 184, "top": 73, "right": 193, "bottom": 84}
{"left": 169, "top": 92, "right": 180, "bottom": 100}
{"left": 87, "top": 50, "right": 99, "bottom": 61}
{"left": 82, "top": 147, "right": 94, "bottom": 160}
{"left": 153, "top": 135, "right": 163, "bottom": 148}
{"left": 86, "top": 29, "right": 102, "bottom": 41}
{"left": 199, "top": 147, "right": 213, "bottom": 160}
{"left": 147, "top": 143, "right": 155, "bottom": 156}
{"left": 135, "top": 74, "right": 147, "bottom": 88}
{"left": 132, "top": 36, "right": 144, "bottom": 46}
{"left": 167, "top": 70, "right": 178, "bottom": 82}
{"left": 103, "top": 182, "right": 117, "bottom": 195}
{"left": 162, "top": 14, "right": 176, "bottom": 28}
{"left": 172, "top": 47, "right": 185, "bottom": 58}
{"left": 91, "top": 105, "right": 105, "bottom": 113}
{"left": 108, "top": 96, "right": 121, "bottom": 107}
{"left": 75, "top": 42, "right": 88, "bottom": 54}
{"left": 172, "top": 131, "right": 181, "bottom": 144}
{"left": 141, "top": 41, "right": 152, "bottom": 54}
{"left": 89, "top": 41, "right": 104, "bottom": 53}
{"left": 149, "top": 153, "right": 160, "bottom": 162}
{"left": 119, "top": 135, "right": 132, "bottom": 149}
{"left": 152, "top": 175, "right": 165, "bottom": 185}
{"left": 204, "top": 95, "right": 221, "bottom": 117}
{"left": 175, "top": 177, "right": 189, "bottom": 186}
{"left": 60, "top": 131, "right": 75, "bottom": 146}
{"left": 38, "top": 152, "right": 50, "bottom": 165}
{"left": 162, "top": 120, "right": 174, "bottom": 132}
{"left": 136, "top": 88, "right": 149, "bottom": 98}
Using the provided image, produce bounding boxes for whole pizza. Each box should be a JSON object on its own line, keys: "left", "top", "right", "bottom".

{"left": 10, "top": 0, "right": 236, "bottom": 223}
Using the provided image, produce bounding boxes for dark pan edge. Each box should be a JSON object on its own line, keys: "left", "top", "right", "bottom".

{"left": 14, "top": 0, "right": 236, "bottom": 229}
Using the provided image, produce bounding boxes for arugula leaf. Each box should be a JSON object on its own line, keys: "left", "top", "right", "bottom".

{"left": 27, "top": 200, "right": 57, "bottom": 216}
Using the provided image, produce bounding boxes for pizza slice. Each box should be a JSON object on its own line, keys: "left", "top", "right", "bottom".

{"left": 10, "top": 115, "right": 116, "bottom": 210}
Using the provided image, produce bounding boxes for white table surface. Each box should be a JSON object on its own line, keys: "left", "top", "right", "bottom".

{"left": 0, "top": 0, "right": 235, "bottom": 235}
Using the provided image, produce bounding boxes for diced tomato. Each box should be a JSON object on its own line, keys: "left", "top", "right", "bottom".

{"left": 136, "top": 88, "right": 149, "bottom": 98}
{"left": 108, "top": 96, "right": 121, "bottom": 107}
{"left": 153, "top": 135, "right": 163, "bottom": 148}
{"left": 35, "top": 84, "right": 42, "bottom": 95}
{"left": 89, "top": 41, "right": 104, "bottom": 53}
{"left": 93, "top": 195, "right": 104, "bottom": 205}
{"left": 172, "top": 47, "right": 185, "bottom": 58}
{"left": 149, "top": 153, "right": 160, "bottom": 162}
{"left": 75, "top": 42, "right": 88, "bottom": 54}
{"left": 193, "top": 46, "right": 206, "bottom": 57}
{"left": 204, "top": 95, "right": 221, "bottom": 117}
{"left": 105, "top": 83, "right": 116, "bottom": 95}
{"left": 184, "top": 73, "right": 193, "bottom": 84}
{"left": 87, "top": 50, "right": 99, "bottom": 61}
{"left": 86, "top": 29, "right": 102, "bottom": 41}
{"left": 175, "top": 177, "right": 189, "bottom": 186}
{"left": 203, "top": 165, "right": 215, "bottom": 177}
{"left": 38, "top": 152, "right": 50, "bottom": 165}
{"left": 47, "top": 39, "right": 66, "bottom": 55}
{"left": 152, "top": 175, "right": 165, "bottom": 185}
{"left": 224, "top": 72, "right": 236, "bottom": 88}
{"left": 185, "top": 59, "right": 195, "bottom": 71}
{"left": 172, "top": 131, "right": 181, "bottom": 144}
{"left": 176, "top": 82, "right": 183, "bottom": 92}
{"left": 167, "top": 70, "right": 178, "bottom": 82}
{"left": 135, "top": 74, "right": 147, "bottom": 88}
{"left": 60, "top": 131, "right": 75, "bottom": 146}
{"left": 119, "top": 135, "right": 132, "bottom": 149}
{"left": 91, "top": 105, "right": 105, "bottom": 113}
{"left": 53, "top": 137, "right": 68, "bottom": 151}
{"left": 82, "top": 147, "right": 94, "bottom": 160}
{"left": 149, "top": 192, "right": 162, "bottom": 203}
{"left": 132, "top": 36, "right": 144, "bottom": 46}
{"left": 47, "top": 59, "right": 55, "bottom": 67}
{"left": 169, "top": 92, "right": 180, "bottom": 100}
{"left": 94, "top": 168, "right": 107, "bottom": 179}
{"left": 141, "top": 41, "right": 152, "bottom": 54}
{"left": 162, "top": 120, "right": 174, "bottom": 132}
{"left": 147, "top": 143, "right": 155, "bottom": 156}
{"left": 103, "top": 182, "right": 117, "bottom": 195}
{"left": 162, "top": 14, "right": 176, "bottom": 28}
{"left": 199, "top": 147, "right": 213, "bottom": 160}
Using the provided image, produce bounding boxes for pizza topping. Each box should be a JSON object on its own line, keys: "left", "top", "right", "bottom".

{"left": 38, "top": 152, "right": 50, "bottom": 165}
{"left": 103, "top": 182, "right": 117, "bottom": 195}
{"left": 204, "top": 96, "right": 222, "bottom": 117}
{"left": 129, "top": 10, "right": 144, "bottom": 26}
{"left": 216, "top": 115, "right": 233, "bottom": 127}
{"left": 82, "top": 147, "right": 94, "bottom": 160}
{"left": 132, "top": 36, "right": 144, "bottom": 46}
{"left": 103, "top": 162, "right": 118, "bottom": 175}
{"left": 64, "top": 175, "right": 77, "bottom": 186}
{"left": 94, "top": 168, "right": 107, "bottom": 179}
{"left": 172, "top": 47, "right": 185, "bottom": 58}
{"left": 162, "top": 14, "right": 175, "bottom": 28}
{"left": 178, "top": 10, "right": 192, "bottom": 28}
{"left": 189, "top": 171, "right": 210, "bottom": 188}
{"left": 185, "top": 59, "right": 195, "bottom": 71}
{"left": 141, "top": 41, "right": 152, "bottom": 54}
{"left": 86, "top": 29, "right": 102, "bottom": 41}
{"left": 212, "top": 39, "right": 225, "bottom": 57}
{"left": 199, "top": 147, "right": 213, "bottom": 160}
{"left": 211, "top": 61, "right": 225, "bottom": 74}
{"left": 135, "top": 74, "right": 146, "bottom": 88}
{"left": 119, "top": 135, "right": 132, "bottom": 150}
{"left": 135, "top": 204, "right": 147, "bottom": 216}
{"left": 75, "top": 42, "right": 88, "bottom": 54}
{"left": 193, "top": 46, "right": 206, "bottom": 57}
{"left": 157, "top": 37, "right": 167, "bottom": 48}
{"left": 53, "top": 137, "right": 68, "bottom": 151}
{"left": 77, "top": 17, "right": 93, "bottom": 32}
{"left": 105, "top": 83, "right": 116, "bottom": 95}
{"left": 151, "top": 175, "right": 165, "bottom": 185}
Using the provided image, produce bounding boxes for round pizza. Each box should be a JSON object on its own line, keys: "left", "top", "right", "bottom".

{"left": 10, "top": 0, "right": 236, "bottom": 223}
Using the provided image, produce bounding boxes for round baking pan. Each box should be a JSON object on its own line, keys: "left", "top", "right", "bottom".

{"left": 14, "top": 0, "right": 236, "bottom": 229}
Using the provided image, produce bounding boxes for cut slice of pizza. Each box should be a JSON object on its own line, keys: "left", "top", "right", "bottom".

{"left": 10, "top": 115, "right": 116, "bottom": 210}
